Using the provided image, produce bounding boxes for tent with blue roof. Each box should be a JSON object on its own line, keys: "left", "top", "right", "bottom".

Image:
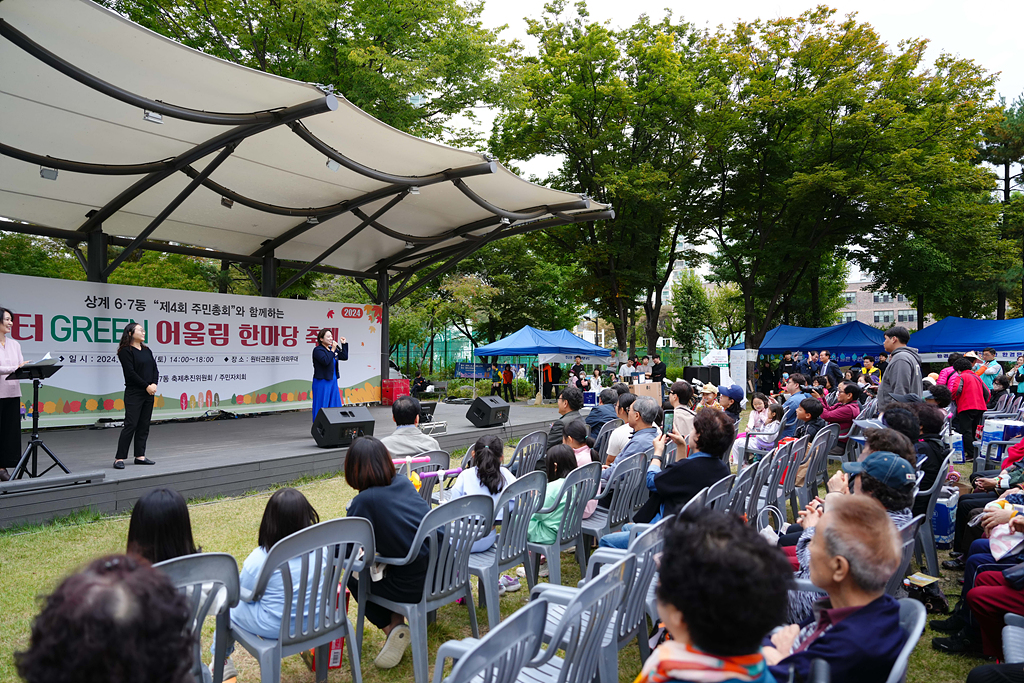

{"left": 908, "top": 317, "right": 1024, "bottom": 362}
{"left": 730, "top": 321, "right": 885, "bottom": 361}
{"left": 474, "top": 325, "right": 612, "bottom": 361}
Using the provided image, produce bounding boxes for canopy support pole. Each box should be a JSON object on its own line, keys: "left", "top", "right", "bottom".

{"left": 86, "top": 228, "right": 107, "bottom": 283}
{"left": 262, "top": 251, "right": 276, "bottom": 298}
{"left": 377, "top": 270, "right": 390, "bottom": 388}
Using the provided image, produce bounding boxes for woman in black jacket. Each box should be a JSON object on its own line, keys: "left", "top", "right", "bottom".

{"left": 310, "top": 328, "right": 347, "bottom": 421}
{"left": 114, "top": 323, "right": 158, "bottom": 469}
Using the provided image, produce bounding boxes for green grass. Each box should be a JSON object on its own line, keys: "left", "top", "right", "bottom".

{"left": 0, "top": 442, "right": 987, "bottom": 682}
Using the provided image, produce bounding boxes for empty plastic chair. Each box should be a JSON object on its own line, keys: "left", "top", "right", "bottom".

{"left": 154, "top": 553, "right": 240, "bottom": 683}
{"left": 582, "top": 452, "right": 644, "bottom": 551}
{"left": 431, "top": 599, "right": 547, "bottom": 683}
{"left": 704, "top": 473, "right": 735, "bottom": 511}
{"left": 885, "top": 516, "right": 924, "bottom": 597}
{"left": 884, "top": 599, "right": 926, "bottom": 683}
{"left": 229, "top": 517, "right": 373, "bottom": 683}
{"left": 725, "top": 463, "right": 758, "bottom": 515}
{"left": 509, "top": 431, "right": 547, "bottom": 476}
{"left": 914, "top": 453, "right": 954, "bottom": 576}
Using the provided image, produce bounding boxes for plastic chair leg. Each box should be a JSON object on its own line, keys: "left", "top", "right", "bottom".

{"left": 918, "top": 525, "right": 939, "bottom": 577}
{"left": 410, "top": 606, "right": 430, "bottom": 683}
{"left": 547, "top": 548, "right": 562, "bottom": 586}
{"left": 345, "top": 616, "right": 363, "bottom": 683}
{"left": 598, "top": 644, "right": 617, "bottom": 683}
{"left": 477, "top": 566, "right": 500, "bottom": 630}
{"left": 314, "top": 643, "right": 328, "bottom": 683}
{"left": 464, "top": 585, "right": 480, "bottom": 638}
{"left": 637, "top": 630, "right": 651, "bottom": 662}
{"left": 257, "top": 645, "right": 282, "bottom": 683}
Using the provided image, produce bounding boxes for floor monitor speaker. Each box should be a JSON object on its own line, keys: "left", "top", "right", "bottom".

{"left": 466, "top": 396, "right": 510, "bottom": 428}
{"left": 311, "top": 406, "right": 375, "bottom": 448}
{"left": 682, "top": 366, "right": 721, "bottom": 387}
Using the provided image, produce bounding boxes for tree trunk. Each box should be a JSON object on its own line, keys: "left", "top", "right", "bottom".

{"left": 998, "top": 290, "right": 1007, "bottom": 320}
{"left": 917, "top": 294, "right": 925, "bottom": 330}
{"left": 628, "top": 308, "right": 636, "bottom": 359}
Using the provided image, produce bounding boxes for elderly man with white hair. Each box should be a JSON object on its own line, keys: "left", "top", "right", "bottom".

{"left": 764, "top": 495, "right": 908, "bottom": 683}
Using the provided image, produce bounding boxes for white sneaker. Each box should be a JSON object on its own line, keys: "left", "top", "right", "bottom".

{"left": 499, "top": 574, "right": 522, "bottom": 592}
{"left": 374, "top": 624, "right": 410, "bottom": 669}
{"left": 515, "top": 564, "right": 549, "bottom": 579}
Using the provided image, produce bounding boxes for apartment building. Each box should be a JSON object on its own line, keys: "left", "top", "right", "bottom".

{"left": 839, "top": 281, "right": 929, "bottom": 327}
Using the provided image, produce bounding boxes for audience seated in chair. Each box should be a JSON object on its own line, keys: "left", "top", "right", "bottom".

{"left": 600, "top": 395, "right": 660, "bottom": 482}
{"left": 604, "top": 392, "right": 637, "bottom": 465}
{"left": 764, "top": 495, "right": 907, "bottom": 683}
{"left": 380, "top": 395, "right": 440, "bottom": 458}
{"left": 15, "top": 554, "right": 194, "bottom": 683}
{"left": 586, "top": 388, "right": 619, "bottom": 435}
{"left": 820, "top": 381, "right": 862, "bottom": 457}
{"left": 345, "top": 436, "right": 432, "bottom": 669}
{"left": 540, "top": 386, "right": 584, "bottom": 472}
{"left": 636, "top": 509, "right": 793, "bottom": 683}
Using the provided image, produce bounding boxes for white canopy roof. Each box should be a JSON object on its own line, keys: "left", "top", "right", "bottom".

{"left": 0, "top": 0, "right": 610, "bottom": 294}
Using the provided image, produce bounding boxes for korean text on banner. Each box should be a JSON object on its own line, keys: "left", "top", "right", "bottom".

{"left": 1, "top": 273, "right": 381, "bottom": 427}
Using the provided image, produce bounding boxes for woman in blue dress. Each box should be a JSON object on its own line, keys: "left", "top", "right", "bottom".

{"left": 311, "top": 328, "right": 347, "bottom": 420}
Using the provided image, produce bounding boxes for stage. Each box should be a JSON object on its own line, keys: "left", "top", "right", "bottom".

{"left": 0, "top": 402, "right": 562, "bottom": 530}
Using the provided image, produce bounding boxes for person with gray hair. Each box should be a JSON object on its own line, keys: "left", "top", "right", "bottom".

{"left": 599, "top": 395, "right": 660, "bottom": 483}
{"left": 764, "top": 495, "right": 907, "bottom": 683}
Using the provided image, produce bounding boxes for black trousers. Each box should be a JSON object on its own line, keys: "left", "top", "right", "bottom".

{"left": 347, "top": 573, "right": 424, "bottom": 629}
{"left": 490, "top": 382, "right": 501, "bottom": 396}
{"left": 955, "top": 492, "right": 998, "bottom": 553}
{"left": 0, "top": 397, "right": 22, "bottom": 468}
{"left": 116, "top": 391, "right": 154, "bottom": 461}
{"left": 502, "top": 383, "right": 513, "bottom": 402}
{"left": 967, "top": 664, "right": 1024, "bottom": 683}
{"left": 958, "top": 408, "right": 985, "bottom": 460}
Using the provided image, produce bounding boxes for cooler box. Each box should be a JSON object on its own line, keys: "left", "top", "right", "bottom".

{"left": 933, "top": 487, "right": 960, "bottom": 549}
{"left": 950, "top": 432, "right": 964, "bottom": 464}
{"left": 382, "top": 378, "right": 410, "bottom": 406}
{"left": 981, "top": 420, "right": 1024, "bottom": 462}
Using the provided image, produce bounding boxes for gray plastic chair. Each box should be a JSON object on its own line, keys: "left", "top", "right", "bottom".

{"left": 534, "top": 552, "right": 641, "bottom": 683}
{"left": 725, "top": 463, "right": 758, "bottom": 515}
{"left": 913, "top": 453, "right": 954, "bottom": 576}
{"left": 780, "top": 435, "right": 809, "bottom": 518}
{"left": 885, "top": 515, "right": 924, "bottom": 597}
{"left": 704, "top": 473, "right": 735, "bottom": 511}
{"left": 739, "top": 408, "right": 792, "bottom": 464}
{"left": 884, "top": 599, "right": 926, "bottom": 683}
{"left": 582, "top": 452, "right": 644, "bottom": 551}
{"left": 509, "top": 431, "right": 547, "bottom": 475}
{"left": 527, "top": 462, "right": 601, "bottom": 586}
{"left": 469, "top": 471, "right": 547, "bottom": 628}
{"left": 1002, "top": 613, "right": 1024, "bottom": 664}
{"left": 229, "top": 517, "right": 373, "bottom": 683}
{"left": 797, "top": 426, "right": 838, "bottom": 510}
{"left": 154, "top": 553, "right": 240, "bottom": 683}
{"left": 593, "top": 419, "right": 624, "bottom": 463}
{"left": 431, "top": 599, "right": 547, "bottom": 683}
{"left": 517, "top": 556, "right": 629, "bottom": 683}
{"left": 361, "top": 495, "right": 494, "bottom": 683}
{"left": 745, "top": 450, "right": 778, "bottom": 524}
{"left": 759, "top": 442, "right": 792, "bottom": 512}
{"left": 404, "top": 450, "right": 451, "bottom": 506}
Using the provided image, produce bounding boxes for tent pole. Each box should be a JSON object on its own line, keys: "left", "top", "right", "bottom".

{"left": 377, "top": 270, "right": 390, "bottom": 394}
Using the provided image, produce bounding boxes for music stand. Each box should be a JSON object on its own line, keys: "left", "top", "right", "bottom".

{"left": 6, "top": 364, "right": 70, "bottom": 479}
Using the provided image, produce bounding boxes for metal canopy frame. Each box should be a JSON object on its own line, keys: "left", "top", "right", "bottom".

{"left": 0, "top": 12, "right": 614, "bottom": 380}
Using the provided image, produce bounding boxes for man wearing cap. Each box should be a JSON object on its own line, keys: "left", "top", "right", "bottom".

{"left": 785, "top": 450, "right": 916, "bottom": 625}
{"left": 877, "top": 326, "right": 923, "bottom": 408}
{"left": 717, "top": 384, "right": 744, "bottom": 424}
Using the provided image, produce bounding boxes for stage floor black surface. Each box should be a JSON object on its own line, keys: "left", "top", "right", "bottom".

{"left": 0, "top": 402, "right": 561, "bottom": 529}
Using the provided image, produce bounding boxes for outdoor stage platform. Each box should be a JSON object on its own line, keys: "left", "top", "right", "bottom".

{"left": 0, "top": 402, "right": 561, "bottom": 530}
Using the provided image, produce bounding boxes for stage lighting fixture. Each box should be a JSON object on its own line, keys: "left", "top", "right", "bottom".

{"left": 326, "top": 158, "right": 341, "bottom": 172}
{"left": 39, "top": 167, "right": 58, "bottom": 180}
{"left": 143, "top": 110, "right": 164, "bottom": 124}
{"left": 306, "top": 216, "right": 319, "bottom": 224}
{"left": 404, "top": 241, "right": 415, "bottom": 249}
{"left": 409, "top": 186, "right": 420, "bottom": 195}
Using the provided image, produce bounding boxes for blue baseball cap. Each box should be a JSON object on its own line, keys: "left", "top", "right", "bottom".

{"left": 718, "top": 384, "right": 745, "bottom": 402}
{"left": 842, "top": 451, "right": 917, "bottom": 491}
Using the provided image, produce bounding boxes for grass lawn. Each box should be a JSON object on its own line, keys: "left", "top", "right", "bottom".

{"left": 0, "top": 441, "right": 989, "bottom": 682}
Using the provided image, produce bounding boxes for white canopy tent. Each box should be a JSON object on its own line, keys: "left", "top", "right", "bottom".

{"left": 0, "top": 0, "right": 612, "bottom": 372}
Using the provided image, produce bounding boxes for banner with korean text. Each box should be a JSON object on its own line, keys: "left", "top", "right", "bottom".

{"left": 1, "top": 273, "right": 381, "bottom": 427}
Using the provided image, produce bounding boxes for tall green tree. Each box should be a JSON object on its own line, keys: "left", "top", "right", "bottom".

{"left": 700, "top": 7, "right": 998, "bottom": 355}
{"left": 98, "top": 0, "right": 515, "bottom": 145}
{"left": 668, "top": 269, "right": 710, "bottom": 362}
{"left": 491, "top": 2, "right": 709, "bottom": 354}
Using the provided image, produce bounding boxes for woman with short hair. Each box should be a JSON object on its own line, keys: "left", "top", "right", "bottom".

{"left": 311, "top": 328, "right": 347, "bottom": 421}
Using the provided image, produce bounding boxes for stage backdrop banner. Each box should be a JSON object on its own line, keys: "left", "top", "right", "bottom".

{"left": 1, "top": 273, "right": 381, "bottom": 427}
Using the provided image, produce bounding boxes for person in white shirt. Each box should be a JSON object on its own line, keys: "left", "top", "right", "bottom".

{"left": 0, "top": 306, "right": 27, "bottom": 481}
{"left": 605, "top": 393, "right": 637, "bottom": 464}
{"left": 448, "top": 434, "right": 516, "bottom": 553}
{"left": 617, "top": 359, "right": 634, "bottom": 382}
{"left": 379, "top": 395, "right": 440, "bottom": 457}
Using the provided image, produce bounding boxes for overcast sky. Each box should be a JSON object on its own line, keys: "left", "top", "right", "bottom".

{"left": 470, "top": 0, "right": 1024, "bottom": 181}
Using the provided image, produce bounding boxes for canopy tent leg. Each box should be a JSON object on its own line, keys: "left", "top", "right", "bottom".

{"left": 85, "top": 227, "right": 107, "bottom": 283}
{"left": 377, "top": 270, "right": 389, "bottom": 390}
{"left": 262, "top": 250, "right": 276, "bottom": 297}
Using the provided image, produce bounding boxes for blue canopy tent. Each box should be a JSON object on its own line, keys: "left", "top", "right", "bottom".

{"left": 475, "top": 326, "right": 613, "bottom": 399}
{"left": 730, "top": 321, "right": 885, "bottom": 362}
{"left": 909, "top": 317, "right": 1024, "bottom": 362}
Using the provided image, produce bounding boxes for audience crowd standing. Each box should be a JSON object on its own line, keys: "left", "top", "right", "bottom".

{"left": 23, "top": 337, "right": 1024, "bottom": 683}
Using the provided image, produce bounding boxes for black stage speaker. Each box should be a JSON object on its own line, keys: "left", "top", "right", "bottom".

{"left": 682, "top": 366, "right": 721, "bottom": 386}
{"left": 311, "top": 406, "right": 375, "bottom": 448}
{"left": 466, "top": 396, "right": 510, "bottom": 428}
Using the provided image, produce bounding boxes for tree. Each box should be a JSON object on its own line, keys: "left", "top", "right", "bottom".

{"left": 707, "top": 282, "right": 745, "bottom": 349}
{"left": 668, "top": 269, "right": 710, "bottom": 361}
{"left": 700, "top": 8, "right": 998, "bottom": 358}
{"left": 0, "top": 233, "right": 83, "bottom": 281}
{"left": 99, "top": 0, "right": 515, "bottom": 146}
{"left": 491, "top": 3, "right": 709, "bottom": 354}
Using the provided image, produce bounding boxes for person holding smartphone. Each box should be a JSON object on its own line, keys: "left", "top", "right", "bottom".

{"left": 114, "top": 322, "right": 158, "bottom": 470}
{"left": 311, "top": 328, "right": 347, "bottom": 421}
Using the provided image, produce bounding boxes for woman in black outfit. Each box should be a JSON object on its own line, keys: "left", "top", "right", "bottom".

{"left": 345, "top": 436, "right": 430, "bottom": 669}
{"left": 115, "top": 323, "right": 158, "bottom": 469}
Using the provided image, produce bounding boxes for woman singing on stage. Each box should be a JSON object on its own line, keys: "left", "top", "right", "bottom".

{"left": 114, "top": 322, "right": 158, "bottom": 470}
{"left": 0, "top": 307, "right": 27, "bottom": 482}
{"left": 311, "top": 329, "right": 347, "bottom": 421}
